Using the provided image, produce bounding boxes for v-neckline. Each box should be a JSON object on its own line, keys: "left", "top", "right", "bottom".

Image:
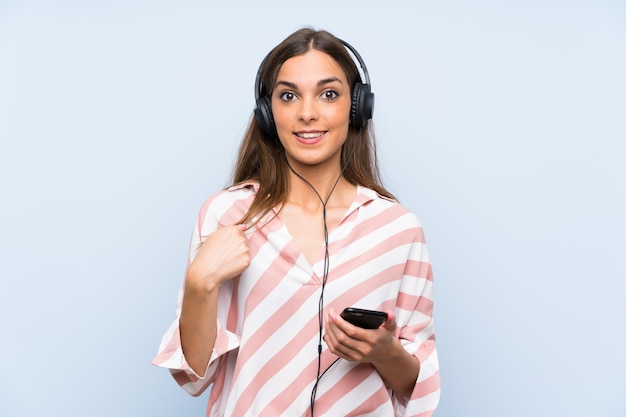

{"left": 274, "top": 186, "right": 361, "bottom": 272}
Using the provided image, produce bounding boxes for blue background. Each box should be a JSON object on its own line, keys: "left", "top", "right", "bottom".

{"left": 1, "top": 1, "right": 625, "bottom": 416}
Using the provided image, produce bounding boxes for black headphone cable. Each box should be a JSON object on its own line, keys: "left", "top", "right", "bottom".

{"left": 283, "top": 135, "right": 358, "bottom": 417}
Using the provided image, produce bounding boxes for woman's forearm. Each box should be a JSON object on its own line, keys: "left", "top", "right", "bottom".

{"left": 179, "top": 277, "right": 220, "bottom": 377}
{"left": 371, "top": 338, "right": 421, "bottom": 399}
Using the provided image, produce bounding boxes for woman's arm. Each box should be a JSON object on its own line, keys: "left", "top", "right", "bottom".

{"left": 179, "top": 224, "right": 250, "bottom": 376}
{"left": 179, "top": 278, "right": 220, "bottom": 376}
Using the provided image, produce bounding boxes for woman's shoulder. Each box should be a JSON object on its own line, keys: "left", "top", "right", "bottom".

{"left": 357, "top": 186, "right": 422, "bottom": 227}
{"left": 225, "top": 181, "right": 259, "bottom": 196}
{"left": 197, "top": 181, "right": 258, "bottom": 224}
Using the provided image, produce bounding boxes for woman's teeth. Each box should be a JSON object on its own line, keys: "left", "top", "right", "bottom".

{"left": 297, "top": 132, "right": 324, "bottom": 139}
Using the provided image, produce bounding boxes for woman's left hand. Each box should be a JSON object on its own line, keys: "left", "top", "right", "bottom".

{"left": 323, "top": 308, "right": 397, "bottom": 363}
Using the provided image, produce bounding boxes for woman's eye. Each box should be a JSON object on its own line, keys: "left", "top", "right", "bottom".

{"left": 322, "top": 90, "right": 338, "bottom": 101}
{"left": 279, "top": 92, "right": 297, "bottom": 101}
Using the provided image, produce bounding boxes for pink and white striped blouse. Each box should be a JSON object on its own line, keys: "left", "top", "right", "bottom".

{"left": 153, "top": 182, "right": 440, "bottom": 416}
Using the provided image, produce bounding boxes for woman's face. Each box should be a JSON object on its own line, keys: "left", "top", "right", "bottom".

{"left": 271, "top": 49, "right": 351, "bottom": 171}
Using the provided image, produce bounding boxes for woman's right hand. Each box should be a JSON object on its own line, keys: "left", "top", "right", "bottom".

{"left": 185, "top": 224, "right": 251, "bottom": 292}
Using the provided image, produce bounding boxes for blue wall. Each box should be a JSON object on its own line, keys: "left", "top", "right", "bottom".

{"left": 1, "top": 1, "right": 624, "bottom": 415}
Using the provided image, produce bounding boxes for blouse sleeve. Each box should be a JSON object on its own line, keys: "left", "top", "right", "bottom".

{"left": 394, "top": 224, "right": 441, "bottom": 416}
{"left": 151, "top": 195, "right": 241, "bottom": 396}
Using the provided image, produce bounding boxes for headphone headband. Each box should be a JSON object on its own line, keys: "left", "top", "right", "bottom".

{"left": 341, "top": 39, "right": 371, "bottom": 86}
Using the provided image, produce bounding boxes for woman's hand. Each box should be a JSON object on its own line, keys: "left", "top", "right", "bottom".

{"left": 323, "top": 308, "right": 396, "bottom": 363}
{"left": 324, "top": 308, "right": 420, "bottom": 398}
{"left": 186, "top": 224, "right": 251, "bottom": 291}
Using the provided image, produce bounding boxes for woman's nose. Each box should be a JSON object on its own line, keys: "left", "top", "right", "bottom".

{"left": 298, "top": 97, "right": 319, "bottom": 122}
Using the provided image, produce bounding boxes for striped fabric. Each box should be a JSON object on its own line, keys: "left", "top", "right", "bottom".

{"left": 153, "top": 182, "right": 440, "bottom": 417}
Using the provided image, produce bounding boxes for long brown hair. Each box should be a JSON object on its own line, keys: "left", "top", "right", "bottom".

{"left": 231, "top": 28, "right": 395, "bottom": 226}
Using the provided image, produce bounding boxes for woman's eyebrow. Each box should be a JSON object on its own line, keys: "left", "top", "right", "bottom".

{"left": 318, "top": 77, "right": 343, "bottom": 86}
{"left": 274, "top": 77, "right": 344, "bottom": 91}
{"left": 275, "top": 80, "right": 298, "bottom": 90}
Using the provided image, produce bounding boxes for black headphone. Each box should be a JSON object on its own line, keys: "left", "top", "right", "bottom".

{"left": 254, "top": 39, "right": 374, "bottom": 139}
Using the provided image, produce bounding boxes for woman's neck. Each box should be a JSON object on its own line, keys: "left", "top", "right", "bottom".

{"left": 286, "top": 168, "right": 354, "bottom": 211}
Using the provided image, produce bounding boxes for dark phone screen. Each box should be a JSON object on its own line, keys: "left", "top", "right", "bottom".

{"left": 340, "top": 308, "right": 388, "bottom": 329}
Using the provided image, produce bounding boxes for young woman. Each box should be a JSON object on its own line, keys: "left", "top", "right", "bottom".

{"left": 154, "top": 28, "right": 440, "bottom": 417}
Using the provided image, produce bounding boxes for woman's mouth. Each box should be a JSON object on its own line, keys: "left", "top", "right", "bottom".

{"left": 296, "top": 131, "right": 324, "bottom": 139}
{"left": 295, "top": 131, "right": 326, "bottom": 144}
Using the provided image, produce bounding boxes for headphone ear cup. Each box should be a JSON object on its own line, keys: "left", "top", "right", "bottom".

{"left": 254, "top": 95, "right": 277, "bottom": 138}
{"left": 350, "top": 82, "right": 374, "bottom": 128}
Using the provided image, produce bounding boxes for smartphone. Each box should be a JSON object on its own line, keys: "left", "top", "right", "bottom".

{"left": 340, "top": 308, "right": 388, "bottom": 329}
